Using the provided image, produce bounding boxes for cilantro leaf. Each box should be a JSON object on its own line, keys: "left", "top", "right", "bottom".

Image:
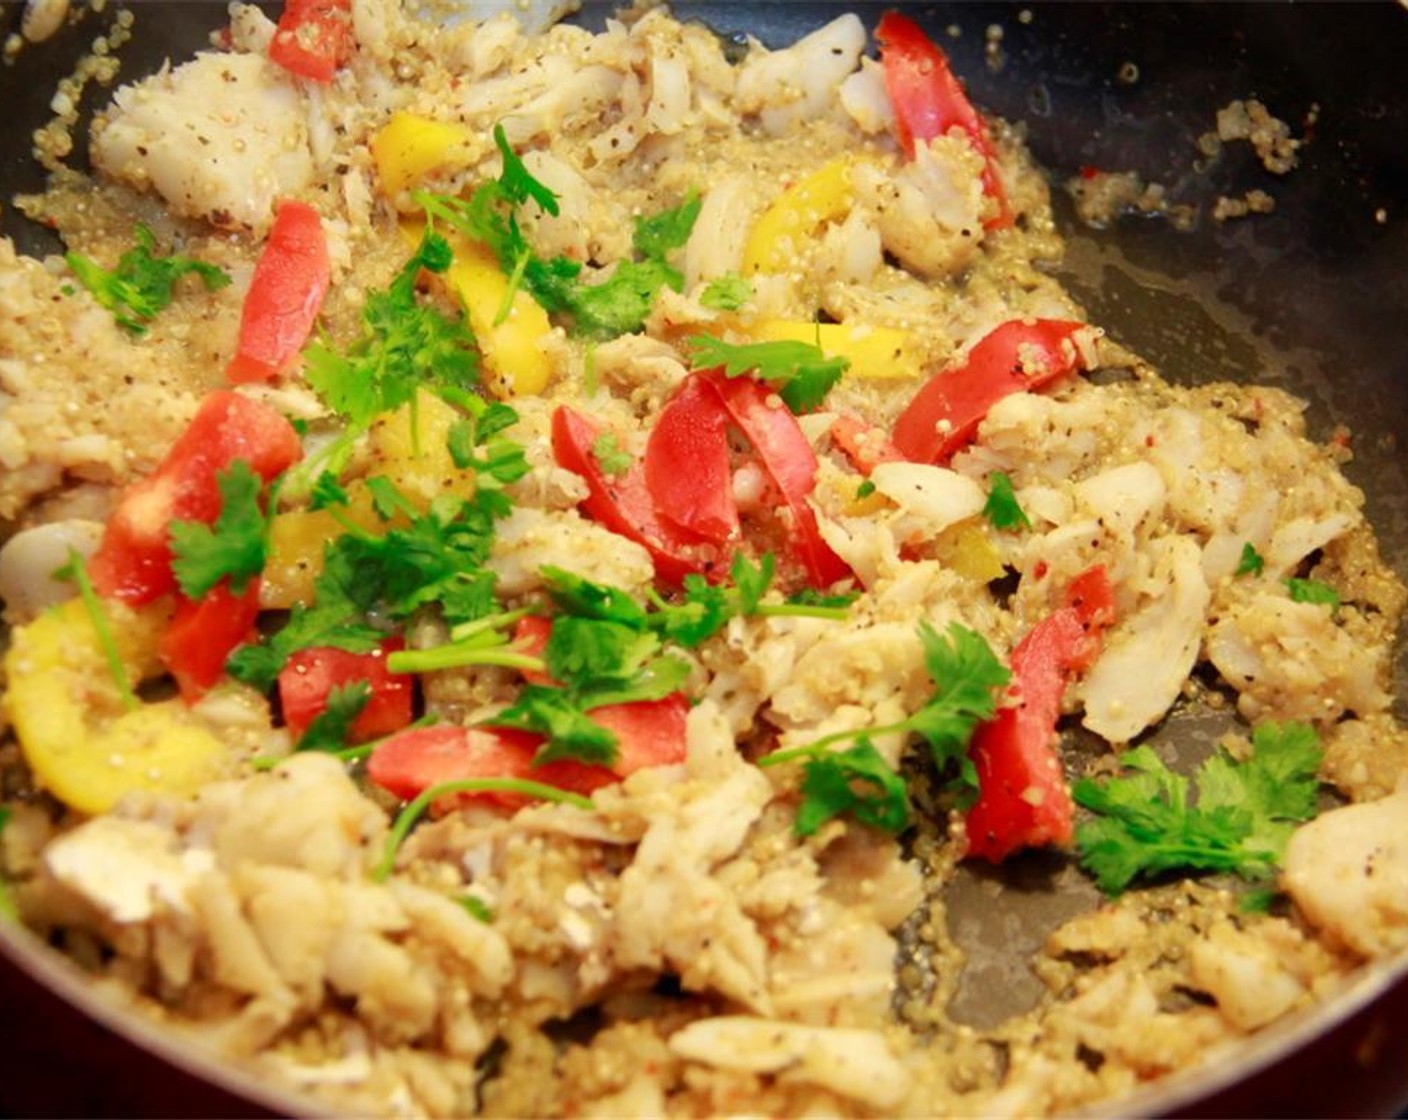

{"left": 699, "top": 274, "right": 753, "bottom": 312}
{"left": 169, "top": 461, "right": 270, "bottom": 600}
{"left": 310, "top": 471, "right": 351, "bottom": 511}
{"left": 493, "top": 123, "right": 560, "bottom": 214}
{"left": 633, "top": 190, "right": 701, "bottom": 263}
{"left": 457, "top": 895, "right": 495, "bottom": 923}
{"left": 909, "top": 622, "right": 1012, "bottom": 772}
{"left": 295, "top": 681, "right": 372, "bottom": 753}
{"left": 304, "top": 229, "right": 478, "bottom": 428}
{"left": 541, "top": 565, "right": 649, "bottom": 628}
{"left": 492, "top": 684, "right": 621, "bottom": 767}
{"left": 686, "top": 334, "right": 848, "bottom": 413}
{"left": 1286, "top": 577, "right": 1340, "bottom": 610}
{"left": 332, "top": 486, "right": 503, "bottom": 623}
{"left": 760, "top": 622, "right": 1008, "bottom": 829}
{"left": 565, "top": 258, "right": 682, "bottom": 338}
{"left": 544, "top": 617, "right": 661, "bottom": 689}
{"left": 982, "top": 471, "right": 1030, "bottom": 531}
{"left": 794, "top": 739, "right": 910, "bottom": 837}
{"left": 1235, "top": 542, "right": 1265, "bottom": 577}
{"left": 66, "top": 225, "right": 230, "bottom": 335}
{"left": 1073, "top": 721, "right": 1322, "bottom": 895}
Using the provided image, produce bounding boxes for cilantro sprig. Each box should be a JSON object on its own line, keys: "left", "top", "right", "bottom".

{"left": 1073, "top": 721, "right": 1323, "bottom": 895}
{"left": 169, "top": 461, "right": 272, "bottom": 599}
{"left": 66, "top": 224, "right": 230, "bottom": 335}
{"left": 760, "top": 622, "right": 1011, "bottom": 835}
{"left": 228, "top": 482, "right": 509, "bottom": 691}
{"left": 982, "top": 471, "right": 1030, "bottom": 531}
{"left": 686, "top": 334, "right": 848, "bottom": 413}
{"left": 416, "top": 129, "right": 701, "bottom": 338}
{"left": 1235, "top": 542, "right": 1265, "bottom": 577}
{"left": 304, "top": 228, "right": 478, "bottom": 430}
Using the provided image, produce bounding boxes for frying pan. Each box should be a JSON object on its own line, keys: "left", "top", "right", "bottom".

{"left": 1, "top": 1, "right": 1407, "bottom": 1115}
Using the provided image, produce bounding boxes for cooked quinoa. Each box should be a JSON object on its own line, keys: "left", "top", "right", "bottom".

{"left": 1, "top": 3, "right": 1406, "bottom": 1117}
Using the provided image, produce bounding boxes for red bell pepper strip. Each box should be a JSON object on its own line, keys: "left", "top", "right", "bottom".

{"left": 876, "top": 10, "right": 1012, "bottom": 230}
{"left": 699, "top": 371, "right": 852, "bottom": 589}
{"left": 279, "top": 638, "right": 414, "bottom": 742}
{"left": 551, "top": 405, "right": 715, "bottom": 586}
{"left": 963, "top": 564, "right": 1114, "bottom": 862}
{"left": 226, "top": 200, "right": 331, "bottom": 384}
{"left": 892, "top": 319, "right": 1088, "bottom": 466}
{"left": 158, "top": 579, "right": 262, "bottom": 701}
{"left": 89, "top": 390, "right": 303, "bottom": 604}
{"left": 644, "top": 374, "right": 740, "bottom": 546}
{"left": 267, "top": 0, "right": 353, "bottom": 84}
{"left": 366, "top": 693, "right": 689, "bottom": 810}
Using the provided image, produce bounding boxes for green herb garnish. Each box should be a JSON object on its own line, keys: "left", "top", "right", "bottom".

{"left": 1073, "top": 721, "right": 1322, "bottom": 895}
{"left": 169, "top": 461, "right": 271, "bottom": 599}
{"left": 1235, "top": 542, "right": 1265, "bottom": 577}
{"left": 66, "top": 225, "right": 230, "bottom": 334}
{"left": 699, "top": 274, "right": 753, "bottom": 312}
{"left": 686, "top": 334, "right": 848, "bottom": 413}
{"left": 982, "top": 471, "right": 1030, "bottom": 531}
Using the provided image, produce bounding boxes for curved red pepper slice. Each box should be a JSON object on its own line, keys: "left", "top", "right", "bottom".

{"left": 268, "top": 0, "right": 353, "bottom": 84}
{"left": 876, "top": 10, "right": 1012, "bottom": 230}
{"left": 227, "top": 200, "right": 330, "bottom": 384}
{"left": 963, "top": 564, "right": 1114, "bottom": 862}
{"left": 551, "top": 406, "right": 714, "bottom": 586}
{"left": 892, "top": 319, "right": 1088, "bottom": 466}
{"left": 89, "top": 390, "right": 303, "bottom": 603}
{"left": 158, "top": 579, "right": 262, "bottom": 702}
{"left": 698, "top": 371, "right": 852, "bottom": 589}
{"left": 644, "top": 374, "right": 740, "bottom": 545}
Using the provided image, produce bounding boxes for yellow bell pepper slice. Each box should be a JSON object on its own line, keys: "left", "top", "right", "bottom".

{"left": 372, "top": 112, "right": 478, "bottom": 198}
{"left": 443, "top": 236, "right": 554, "bottom": 396}
{"left": 397, "top": 219, "right": 554, "bottom": 397}
{"left": 3, "top": 599, "right": 230, "bottom": 814}
{"left": 742, "top": 157, "right": 855, "bottom": 276}
{"left": 749, "top": 319, "right": 925, "bottom": 382}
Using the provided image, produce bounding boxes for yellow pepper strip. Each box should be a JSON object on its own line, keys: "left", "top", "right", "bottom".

{"left": 3, "top": 599, "right": 229, "bottom": 814}
{"left": 371, "top": 112, "right": 478, "bottom": 198}
{"left": 443, "top": 235, "right": 554, "bottom": 396}
{"left": 742, "top": 156, "right": 855, "bottom": 275}
{"left": 750, "top": 318, "right": 925, "bottom": 382}
{"left": 398, "top": 219, "right": 554, "bottom": 397}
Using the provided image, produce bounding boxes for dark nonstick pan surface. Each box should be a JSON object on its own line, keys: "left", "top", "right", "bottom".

{"left": 1, "top": 1, "right": 1407, "bottom": 1115}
